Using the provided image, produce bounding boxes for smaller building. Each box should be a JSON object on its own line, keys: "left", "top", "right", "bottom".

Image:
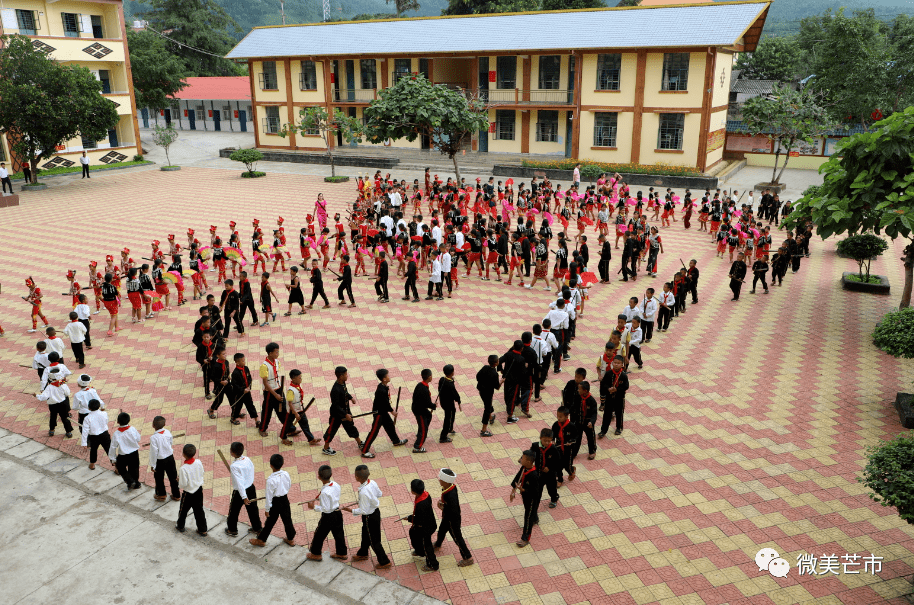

{"left": 727, "top": 73, "right": 779, "bottom": 120}
{"left": 139, "top": 76, "right": 253, "bottom": 132}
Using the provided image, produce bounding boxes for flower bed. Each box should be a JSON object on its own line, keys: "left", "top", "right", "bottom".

{"left": 520, "top": 159, "right": 702, "bottom": 177}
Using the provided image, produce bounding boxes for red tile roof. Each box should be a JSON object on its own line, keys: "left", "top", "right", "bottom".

{"left": 173, "top": 77, "right": 251, "bottom": 101}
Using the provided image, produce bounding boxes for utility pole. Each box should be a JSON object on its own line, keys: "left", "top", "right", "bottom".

{"left": 323, "top": 0, "right": 330, "bottom": 21}
{"left": 281, "top": 0, "right": 286, "bottom": 24}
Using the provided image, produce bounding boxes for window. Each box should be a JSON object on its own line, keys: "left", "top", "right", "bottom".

{"left": 16, "top": 9, "right": 37, "bottom": 35}
{"left": 299, "top": 60, "right": 317, "bottom": 90}
{"left": 394, "top": 59, "right": 411, "bottom": 83}
{"left": 496, "top": 56, "right": 516, "bottom": 89}
{"left": 222, "top": 105, "right": 232, "bottom": 120}
{"left": 81, "top": 135, "right": 97, "bottom": 149}
{"left": 98, "top": 70, "right": 111, "bottom": 94}
{"left": 62, "top": 13, "right": 80, "bottom": 37}
{"left": 535, "top": 110, "right": 558, "bottom": 142}
{"left": 195, "top": 105, "right": 205, "bottom": 121}
{"left": 0, "top": 143, "right": 7, "bottom": 162}
{"left": 593, "top": 112, "right": 618, "bottom": 147}
{"left": 658, "top": 113, "right": 685, "bottom": 150}
{"left": 360, "top": 59, "right": 376, "bottom": 89}
{"left": 662, "top": 53, "right": 689, "bottom": 91}
{"left": 596, "top": 54, "right": 621, "bottom": 91}
{"left": 495, "top": 109, "right": 515, "bottom": 141}
{"left": 260, "top": 61, "right": 278, "bottom": 90}
{"left": 538, "top": 56, "right": 560, "bottom": 90}
{"left": 264, "top": 106, "right": 281, "bottom": 134}
{"left": 91, "top": 15, "right": 104, "bottom": 38}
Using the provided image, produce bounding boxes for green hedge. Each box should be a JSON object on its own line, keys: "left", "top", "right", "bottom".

{"left": 873, "top": 307, "right": 914, "bottom": 359}
{"left": 10, "top": 160, "right": 152, "bottom": 180}
{"left": 519, "top": 158, "right": 702, "bottom": 177}
{"left": 241, "top": 171, "right": 266, "bottom": 178}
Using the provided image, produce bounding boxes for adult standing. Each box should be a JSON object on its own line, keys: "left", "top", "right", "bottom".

{"left": 80, "top": 151, "right": 90, "bottom": 179}
{"left": 258, "top": 342, "right": 287, "bottom": 437}
{"left": 597, "top": 234, "right": 612, "bottom": 283}
{"left": 314, "top": 193, "right": 328, "bottom": 231}
{"left": 572, "top": 163, "right": 581, "bottom": 189}
{"left": 0, "top": 162, "right": 13, "bottom": 193}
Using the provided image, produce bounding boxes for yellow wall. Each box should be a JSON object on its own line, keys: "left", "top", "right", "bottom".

{"left": 528, "top": 54, "right": 570, "bottom": 92}
{"left": 578, "top": 110, "right": 633, "bottom": 163}
{"left": 0, "top": 0, "right": 120, "bottom": 39}
{"left": 256, "top": 105, "right": 292, "bottom": 147}
{"left": 579, "top": 53, "right": 637, "bottom": 107}
{"left": 746, "top": 153, "right": 828, "bottom": 170}
{"left": 289, "top": 60, "right": 326, "bottom": 104}
{"left": 711, "top": 53, "right": 732, "bottom": 108}
{"left": 643, "top": 52, "right": 704, "bottom": 109}
{"left": 486, "top": 108, "right": 521, "bottom": 153}
{"left": 252, "top": 60, "right": 287, "bottom": 104}
{"left": 639, "top": 112, "right": 700, "bottom": 167}
{"left": 527, "top": 109, "right": 566, "bottom": 155}
{"left": 387, "top": 57, "right": 417, "bottom": 86}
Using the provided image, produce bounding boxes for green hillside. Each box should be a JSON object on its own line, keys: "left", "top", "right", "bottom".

{"left": 751, "top": 0, "right": 913, "bottom": 36}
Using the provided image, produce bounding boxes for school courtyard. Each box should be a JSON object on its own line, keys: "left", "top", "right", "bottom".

{"left": 0, "top": 165, "right": 913, "bottom": 605}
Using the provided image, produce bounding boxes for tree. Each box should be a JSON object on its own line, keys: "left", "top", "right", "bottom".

{"left": 542, "top": 0, "right": 604, "bottom": 10}
{"left": 0, "top": 35, "right": 119, "bottom": 184}
{"left": 740, "top": 83, "right": 836, "bottom": 186}
{"left": 137, "top": 0, "right": 244, "bottom": 77}
{"left": 386, "top": 0, "right": 420, "bottom": 18}
{"left": 859, "top": 434, "right": 914, "bottom": 526}
{"left": 279, "top": 107, "right": 363, "bottom": 177}
{"left": 735, "top": 36, "right": 800, "bottom": 82}
{"left": 616, "top": 0, "right": 640, "bottom": 6}
{"left": 229, "top": 148, "right": 263, "bottom": 175}
{"left": 442, "top": 0, "right": 538, "bottom": 16}
{"left": 363, "top": 75, "right": 488, "bottom": 184}
{"left": 836, "top": 234, "right": 889, "bottom": 283}
{"left": 127, "top": 29, "right": 188, "bottom": 111}
{"left": 783, "top": 107, "right": 914, "bottom": 309}
{"left": 152, "top": 125, "right": 179, "bottom": 166}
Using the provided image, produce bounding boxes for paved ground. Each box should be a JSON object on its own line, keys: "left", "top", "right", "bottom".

{"left": 2, "top": 166, "right": 914, "bottom": 605}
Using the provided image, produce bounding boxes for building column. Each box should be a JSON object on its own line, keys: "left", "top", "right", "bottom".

{"left": 571, "top": 51, "right": 583, "bottom": 159}
{"left": 630, "top": 50, "right": 647, "bottom": 165}
{"left": 284, "top": 59, "right": 296, "bottom": 148}
{"left": 323, "top": 59, "right": 335, "bottom": 151}
{"left": 696, "top": 48, "right": 716, "bottom": 172}
{"left": 249, "top": 62, "right": 261, "bottom": 148}
{"left": 521, "top": 111, "right": 530, "bottom": 154}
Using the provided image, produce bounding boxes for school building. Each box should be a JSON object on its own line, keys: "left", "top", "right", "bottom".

{"left": 225, "top": 0, "right": 770, "bottom": 172}
{"left": 0, "top": 0, "right": 141, "bottom": 170}
{"left": 138, "top": 76, "right": 254, "bottom": 132}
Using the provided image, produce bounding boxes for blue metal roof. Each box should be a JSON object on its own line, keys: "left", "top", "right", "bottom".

{"left": 227, "top": 2, "right": 770, "bottom": 59}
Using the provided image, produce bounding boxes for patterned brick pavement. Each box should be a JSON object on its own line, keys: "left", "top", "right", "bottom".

{"left": 1, "top": 167, "right": 914, "bottom": 605}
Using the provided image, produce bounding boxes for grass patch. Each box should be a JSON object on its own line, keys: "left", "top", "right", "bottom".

{"left": 241, "top": 171, "right": 266, "bottom": 178}
{"left": 11, "top": 160, "right": 152, "bottom": 180}
{"left": 845, "top": 274, "right": 883, "bottom": 284}
{"left": 324, "top": 175, "right": 350, "bottom": 183}
{"left": 519, "top": 158, "right": 702, "bottom": 177}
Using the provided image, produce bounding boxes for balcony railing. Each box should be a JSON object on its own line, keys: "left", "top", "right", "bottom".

{"left": 481, "top": 89, "right": 573, "bottom": 105}
{"left": 334, "top": 88, "right": 377, "bottom": 102}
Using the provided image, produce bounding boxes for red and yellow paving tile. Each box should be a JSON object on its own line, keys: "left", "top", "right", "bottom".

{"left": 1, "top": 167, "right": 913, "bottom": 605}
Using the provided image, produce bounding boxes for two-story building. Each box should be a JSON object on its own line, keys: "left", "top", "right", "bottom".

{"left": 0, "top": 0, "right": 140, "bottom": 170}
{"left": 226, "top": 0, "right": 769, "bottom": 172}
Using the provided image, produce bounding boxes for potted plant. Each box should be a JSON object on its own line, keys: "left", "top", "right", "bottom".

{"left": 859, "top": 434, "right": 914, "bottom": 518}
{"left": 872, "top": 307, "right": 914, "bottom": 426}
{"left": 152, "top": 125, "right": 180, "bottom": 171}
{"left": 837, "top": 233, "right": 890, "bottom": 293}
{"left": 229, "top": 148, "right": 265, "bottom": 178}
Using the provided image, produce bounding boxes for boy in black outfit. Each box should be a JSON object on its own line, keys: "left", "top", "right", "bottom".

{"left": 475, "top": 355, "right": 500, "bottom": 437}
{"left": 552, "top": 406, "right": 577, "bottom": 485}
{"left": 408, "top": 478, "right": 439, "bottom": 571}
{"left": 437, "top": 364, "right": 461, "bottom": 443}
{"left": 599, "top": 355, "right": 629, "bottom": 437}
{"left": 510, "top": 450, "right": 542, "bottom": 547}
{"left": 229, "top": 353, "right": 258, "bottom": 425}
{"left": 307, "top": 259, "right": 330, "bottom": 309}
{"left": 323, "top": 366, "right": 361, "bottom": 456}
{"left": 411, "top": 369, "right": 436, "bottom": 453}
{"left": 434, "top": 468, "right": 474, "bottom": 567}
{"left": 576, "top": 381, "right": 599, "bottom": 460}
{"left": 360, "top": 368, "right": 409, "bottom": 457}
{"left": 562, "top": 368, "right": 588, "bottom": 459}
{"left": 531, "top": 428, "right": 561, "bottom": 508}
{"left": 219, "top": 279, "right": 243, "bottom": 338}
{"left": 207, "top": 347, "right": 231, "bottom": 419}
{"left": 195, "top": 331, "right": 216, "bottom": 400}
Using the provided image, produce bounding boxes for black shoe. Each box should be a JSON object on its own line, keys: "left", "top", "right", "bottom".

{"left": 438, "top": 438, "right": 452, "bottom": 443}
{"left": 506, "top": 416, "right": 519, "bottom": 424}
{"left": 175, "top": 524, "right": 186, "bottom": 533}
{"left": 615, "top": 428, "right": 623, "bottom": 435}
{"left": 394, "top": 439, "right": 409, "bottom": 446}
{"left": 549, "top": 501, "right": 558, "bottom": 508}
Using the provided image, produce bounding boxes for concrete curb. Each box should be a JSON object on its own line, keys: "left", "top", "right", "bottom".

{"left": 0, "top": 429, "right": 443, "bottom": 605}
{"left": 11, "top": 161, "right": 156, "bottom": 183}
{"left": 716, "top": 159, "right": 747, "bottom": 184}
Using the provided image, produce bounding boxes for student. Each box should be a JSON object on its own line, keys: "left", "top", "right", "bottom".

{"left": 510, "top": 450, "right": 542, "bottom": 548}
{"left": 72, "top": 374, "right": 104, "bottom": 431}
{"left": 286, "top": 369, "right": 321, "bottom": 446}
{"left": 551, "top": 406, "right": 577, "bottom": 485}
{"left": 437, "top": 364, "right": 461, "bottom": 443}
{"left": 149, "top": 416, "right": 181, "bottom": 501}
{"left": 531, "top": 428, "right": 561, "bottom": 509}
{"left": 75, "top": 294, "right": 93, "bottom": 349}
{"left": 226, "top": 442, "right": 263, "bottom": 537}
{"left": 259, "top": 271, "right": 279, "bottom": 326}
{"left": 35, "top": 367, "right": 73, "bottom": 438}
{"left": 219, "top": 279, "right": 243, "bottom": 338}
{"left": 237, "top": 271, "right": 258, "bottom": 327}
{"left": 32, "top": 341, "right": 48, "bottom": 383}
{"left": 374, "top": 251, "right": 390, "bottom": 302}
{"left": 425, "top": 249, "right": 443, "bottom": 300}
{"left": 176, "top": 444, "right": 207, "bottom": 536}
{"left": 627, "top": 317, "right": 643, "bottom": 369}
{"left": 687, "top": 259, "right": 699, "bottom": 304}
{"left": 476, "top": 355, "right": 500, "bottom": 437}
{"left": 196, "top": 331, "right": 216, "bottom": 400}
{"left": 361, "top": 369, "right": 409, "bottom": 456}
{"left": 324, "top": 366, "right": 361, "bottom": 456}
{"left": 259, "top": 342, "right": 285, "bottom": 438}
{"left": 343, "top": 465, "right": 391, "bottom": 569}
{"left": 306, "top": 465, "right": 348, "bottom": 560}
{"left": 498, "top": 341, "right": 527, "bottom": 424}
{"left": 657, "top": 283, "right": 675, "bottom": 332}
{"left": 751, "top": 254, "right": 770, "bottom": 294}
{"left": 336, "top": 254, "right": 355, "bottom": 307}
{"left": 407, "top": 478, "right": 439, "bottom": 571}
{"left": 599, "top": 356, "right": 629, "bottom": 437}
{"left": 207, "top": 347, "right": 231, "bottom": 419}
{"left": 433, "top": 468, "right": 474, "bottom": 567}
{"left": 575, "top": 379, "right": 599, "bottom": 461}
{"left": 284, "top": 266, "right": 306, "bottom": 316}
{"left": 639, "top": 289, "right": 657, "bottom": 343}
{"left": 411, "top": 369, "right": 436, "bottom": 453}
{"left": 110, "top": 412, "right": 141, "bottom": 489}
{"left": 40, "top": 352, "right": 72, "bottom": 391}
{"left": 531, "top": 324, "right": 557, "bottom": 402}
{"left": 43, "top": 326, "right": 65, "bottom": 364}
{"left": 229, "top": 353, "right": 259, "bottom": 426}
{"left": 729, "top": 252, "right": 748, "bottom": 301}
{"left": 80, "top": 399, "right": 110, "bottom": 470}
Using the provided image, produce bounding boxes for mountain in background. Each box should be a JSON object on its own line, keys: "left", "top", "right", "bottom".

{"left": 750, "top": 0, "right": 914, "bottom": 36}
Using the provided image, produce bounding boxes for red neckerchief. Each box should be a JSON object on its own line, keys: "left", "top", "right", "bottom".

{"left": 157, "top": 430, "right": 165, "bottom": 434}
{"left": 50, "top": 362, "right": 59, "bottom": 367}
{"left": 610, "top": 367, "right": 623, "bottom": 388}
{"left": 48, "top": 336, "right": 57, "bottom": 340}
{"left": 265, "top": 356, "right": 278, "bottom": 379}
{"left": 70, "top": 319, "right": 79, "bottom": 324}
{"left": 292, "top": 383, "right": 304, "bottom": 404}
{"left": 185, "top": 457, "right": 195, "bottom": 465}
{"left": 413, "top": 491, "right": 429, "bottom": 514}
{"left": 204, "top": 342, "right": 213, "bottom": 357}
{"left": 542, "top": 442, "right": 553, "bottom": 457}
{"left": 557, "top": 419, "right": 570, "bottom": 446}
{"left": 602, "top": 348, "right": 617, "bottom": 365}
{"left": 50, "top": 380, "right": 63, "bottom": 387}
{"left": 237, "top": 365, "right": 249, "bottom": 388}
{"left": 518, "top": 465, "right": 536, "bottom": 487}
{"left": 511, "top": 349, "right": 522, "bottom": 355}
{"left": 218, "top": 359, "right": 227, "bottom": 376}
{"left": 422, "top": 380, "right": 430, "bottom": 387}
{"left": 117, "top": 425, "right": 131, "bottom": 432}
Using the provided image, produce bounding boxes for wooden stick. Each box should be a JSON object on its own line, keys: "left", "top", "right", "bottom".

{"left": 140, "top": 432, "right": 185, "bottom": 447}
{"left": 351, "top": 410, "right": 377, "bottom": 419}
{"left": 217, "top": 449, "right": 231, "bottom": 472}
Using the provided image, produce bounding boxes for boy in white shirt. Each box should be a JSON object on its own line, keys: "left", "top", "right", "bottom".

{"left": 73, "top": 374, "right": 104, "bottom": 429}
{"left": 226, "top": 441, "right": 262, "bottom": 536}
{"left": 426, "top": 249, "right": 442, "bottom": 301}
{"left": 80, "top": 399, "right": 110, "bottom": 469}
{"left": 75, "top": 293, "right": 93, "bottom": 349}
{"left": 35, "top": 367, "right": 73, "bottom": 438}
{"left": 627, "top": 317, "right": 644, "bottom": 370}
{"left": 251, "top": 453, "right": 296, "bottom": 547}
{"left": 638, "top": 288, "right": 658, "bottom": 343}
{"left": 40, "top": 352, "right": 71, "bottom": 390}
{"left": 110, "top": 412, "right": 141, "bottom": 489}
{"left": 305, "top": 464, "right": 347, "bottom": 560}
{"left": 149, "top": 416, "right": 181, "bottom": 502}
{"left": 43, "top": 326, "right": 65, "bottom": 365}
{"left": 63, "top": 311, "right": 88, "bottom": 369}
{"left": 342, "top": 465, "right": 391, "bottom": 569}
{"left": 440, "top": 245, "right": 453, "bottom": 298}
{"left": 32, "top": 341, "right": 49, "bottom": 382}
{"left": 176, "top": 443, "right": 207, "bottom": 535}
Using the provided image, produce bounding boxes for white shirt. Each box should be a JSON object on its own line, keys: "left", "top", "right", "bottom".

{"left": 41, "top": 364, "right": 72, "bottom": 390}
{"left": 440, "top": 252, "right": 452, "bottom": 272}
{"left": 455, "top": 232, "right": 465, "bottom": 249}
{"left": 541, "top": 330, "right": 559, "bottom": 352}
{"left": 37, "top": 381, "right": 70, "bottom": 404}
{"left": 379, "top": 216, "right": 394, "bottom": 237}
{"left": 32, "top": 352, "right": 49, "bottom": 372}
{"left": 80, "top": 156, "right": 90, "bottom": 165}
{"left": 230, "top": 455, "right": 256, "bottom": 493}
{"left": 628, "top": 326, "right": 643, "bottom": 348}
{"left": 265, "top": 469, "right": 292, "bottom": 511}
{"left": 0, "top": 167, "right": 8, "bottom": 178}
{"left": 431, "top": 226, "right": 442, "bottom": 246}
{"left": 551, "top": 299, "right": 575, "bottom": 320}
{"left": 73, "top": 387, "right": 104, "bottom": 414}
{"left": 543, "top": 308, "right": 569, "bottom": 331}
{"left": 179, "top": 458, "right": 205, "bottom": 493}
{"left": 396, "top": 218, "right": 408, "bottom": 237}
{"left": 63, "top": 321, "right": 87, "bottom": 344}
{"left": 660, "top": 291, "right": 676, "bottom": 307}
{"left": 389, "top": 192, "right": 402, "bottom": 207}
{"left": 44, "top": 337, "right": 65, "bottom": 357}
{"left": 314, "top": 480, "right": 341, "bottom": 513}
{"left": 529, "top": 336, "right": 548, "bottom": 363}
{"left": 352, "top": 479, "right": 382, "bottom": 516}
{"left": 148, "top": 429, "right": 174, "bottom": 468}
{"left": 110, "top": 426, "right": 141, "bottom": 461}
{"left": 639, "top": 297, "right": 658, "bottom": 322}
{"left": 621, "top": 305, "right": 641, "bottom": 322}
{"left": 429, "top": 259, "right": 442, "bottom": 283}
{"left": 75, "top": 304, "right": 91, "bottom": 320}
{"left": 80, "top": 409, "right": 109, "bottom": 445}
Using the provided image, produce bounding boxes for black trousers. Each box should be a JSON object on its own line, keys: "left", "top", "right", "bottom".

{"left": 553, "top": 331, "right": 565, "bottom": 370}
{"left": 598, "top": 259, "right": 610, "bottom": 281}
{"left": 504, "top": 381, "right": 521, "bottom": 417}
{"left": 79, "top": 318, "right": 92, "bottom": 347}
{"left": 689, "top": 282, "right": 698, "bottom": 304}
{"left": 374, "top": 278, "right": 389, "bottom": 299}
{"left": 519, "top": 376, "right": 532, "bottom": 414}
{"left": 361, "top": 412, "right": 400, "bottom": 453}
{"left": 154, "top": 454, "right": 180, "bottom": 498}
{"left": 337, "top": 282, "right": 354, "bottom": 303}
{"left": 87, "top": 432, "right": 110, "bottom": 464}
{"left": 792, "top": 256, "right": 802, "bottom": 272}
{"left": 601, "top": 396, "right": 625, "bottom": 433}
{"left": 228, "top": 485, "right": 262, "bottom": 533}
{"left": 223, "top": 309, "right": 243, "bottom": 337}
{"left": 81, "top": 164, "right": 90, "bottom": 178}
{"left": 542, "top": 469, "right": 559, "bottom": 503}
{"left": 404, "top": 277, "right": 418, "bottom": 299}
{"left": 646, "top": 248, "right": 659, "bottom": 273}
{"left": 535, "top": 357, "right": 550, "bottom": 398}
{"left": 409, "top": 525, "right": 439, "bottom": 570}
{"left": 291, "top": 413, "right": 315, "bottom": 441}
{"left": 752, "top": 273, "right": 768, "bottom": 291}
{"left": 628, "top": 345, "right": 642, "bottom": 367}
{"left": 657, "top": 307, "right": 672, "bottom": 330}
{"left": 356, "top": 510, "right": 390, "bottom": 565}
{"left": 642, "top": 320, "right": 654, "bottom": 341}
{"left": 177, "top": 488, "right": 207, "bottom": 533}
{"left": 210, "top": 383, "right": 232, "bottom": 410}
{"left": 479, "top": 392, "right": 494, "bottom": 425}
{"left": 310, "top": 286, "right": 329, "bottom": 306}
{"left": 239, "top": 298, "right": 258, "bottom": 324}
{"left": 730, "top": 279, "right": 743, "bottom": 300}
{"left": 443, "top": 272, "right": 453, "bottom": 294}
{"left": 116, "top": 450, "right": 140, "bottom": 486}
{"left": 310, "top": 509, "right": 346, "bottom": 555}
{"left": 71, "top": 343, "right": 85, "bottom": 366}
{"left": 259, "top": 389, "right": 285, "bottom": 433}
{"left": 323, "top": 416, "right": 359, "bottom": 447}
{"left": 620, "top": 256, "right": 634, "bottom": 280}
{"left": 556, "top": 446, "right": 574, "bottom": 482}
{"left": 435, "top": 514, "right": 472, "bottom": 560}
{"left": 1, "top": 176, "right": 12, "bottom": 192}
{"left": 520, "top": 492, "right": 542, "bottom": 541}
{"left": 572, "top": 422, "right": 596, "bottom": 457}
{"left": 523, "top": 255, "right": 531, "bottom": 277}
{"left": 232, "top": 391, "right": 258, "bottom": 420}
{"left": 259, "top": 494, "right": 295, "bottom": 541}
{"left": 414, "top": 413, "right": 432, "bottom": 448}
{"left": 439, "top": 405, "right": 456, "bottom": 441}
{"left": 48, "top": 400, "right": 72, "bottom": 433}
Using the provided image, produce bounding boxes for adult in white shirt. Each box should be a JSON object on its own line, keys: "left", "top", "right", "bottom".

{"left": 177, "top": 443, "right": 208, "bottom": 535}
{"left": 36, "top": 367, "right": 73, "bottom": 437}
{"left": 226, "top": 442, "right": 263, "bottom": 536}
{"left": 389, "top": 188, "right": 402, "bottom": 210}
{"left": 80, "top": 151, "right": 90, "bottom": 178}
{"left": 572, "top": 162, "right": 581, "bottom": 187}
{"left": 0, "top": 162, "right": 12, "bottom": 193}
{"left": 379, "top": 214, "right": 395, "bottom": 238}
{"left": 342, "top": 466, "right": 391, "bottom": 568}
{"left": 426, "top": 251, "right": 442, "bottom": 300}
{"left": 431, "top": 221, "right": 443, "bottom": 247}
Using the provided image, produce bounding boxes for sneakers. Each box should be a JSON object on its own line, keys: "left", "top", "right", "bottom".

{"left": 322, "top": 448, "right": 336, "bottom": 456}
{"left": 506, "top": 416, "right": 519, "bottom": 424}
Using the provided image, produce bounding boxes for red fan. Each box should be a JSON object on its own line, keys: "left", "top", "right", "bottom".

{"left": 411, "top": 235, "right": 423, "bottom": 242}
{"left": 579, "top": 271, "right": 598, "bottom": 286}
{"left": 581, "top": 217, "right": 594, "bottom": 226}
{"left": 505, "top": 178, "right": 514, "bottom": 186}
{"left": 367, "top": 229, "right": 380, "bottom": 237}
{"left": 461, "top": 242, "right": 471, "bottom": 251}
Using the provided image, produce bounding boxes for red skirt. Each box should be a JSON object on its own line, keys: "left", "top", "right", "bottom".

{"left": 486, "top": 250, "right": 498, "bottom": 264}
{"left": 128, "top": 291, "right": 143, "bottom": 309}
{"left": 710, "top": 221, "right": 720, "bottom": 231}
{"left": 468, "top": 252, "right": 481, "bottom": 262}
{"left": 699, "top": 212, "right": 708, "bottom": 221}
{"left": 534, "top": 262, "right": 548, "bottom": 278}
{"left": 661, "top": 210, "right": 670, "bottom": 219}
{"left": 155, "top": 284, "right": 169, "bottom": 295}
{"left": 104, "top": 300, "right": 119, "bottom": 315}
{"left": 552, "top": 266, "right": 564, "bottom": 279}
{"left": 716, "top": 240, "right": 727, "bottom": 253}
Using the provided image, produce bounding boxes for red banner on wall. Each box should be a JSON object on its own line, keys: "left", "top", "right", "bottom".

{"left": 234, "top": 110, "right": 239, "bottom": 118}
{"left": 330, "top": 73, "right": 335, "bottom": 84}
{"left": 488, "top": 122, "right": 496, "bottom": 133}
{"left": 488, "top": 71, "right": 496, "bottom": 82}
{"left": 184, "top": 110, "right": 188, "bottom": 117}
{"left": 208, "top": 110, "right": 213, "bottom": 117}
{"left": 160, "top": 110, "right": 164, "bottom": 116}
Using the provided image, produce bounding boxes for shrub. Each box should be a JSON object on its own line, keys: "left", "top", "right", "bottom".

{"left": 133, "top": 154, "right": 144, "bottom": 162}
{"left": 230, "top": 148, "right": 263, "bottom": 175}
{"left": 519, "top": 158, "right": 701, "bottom": 177}
{"left": 580, "top": 164, "right": 603, "bottom": 181}
{"left": 240, "top": 171, "right": 266, "bottom": 178}
{"left": 873, "top": 307, "right": 914, "bottom": 358}
{"left": 324, "top": 175, "right": 350, "bottom": 183}
{"left": 836, "top": 233, "right": 889, "bottom": 282}
{"left": 859, "top": 433, "right": 914, "bottom": 525}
